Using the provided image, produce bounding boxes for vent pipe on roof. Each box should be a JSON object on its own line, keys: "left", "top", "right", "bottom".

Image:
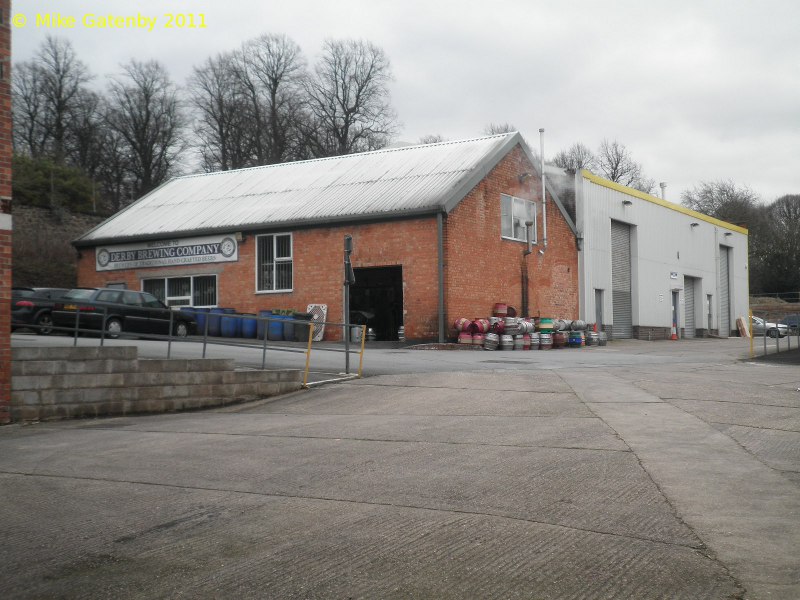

{"left": 539, "top": 128, "right": 547, "bottom": 250}
{"left": 659, "top": 182, "right": 667, "bottom": 200}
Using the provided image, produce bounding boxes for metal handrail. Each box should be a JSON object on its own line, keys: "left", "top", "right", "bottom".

{"left": 48, "top": 304, "right": 368, "bottom": 383}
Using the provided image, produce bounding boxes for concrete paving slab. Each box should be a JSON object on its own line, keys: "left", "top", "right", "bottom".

{"left": 247, "top": 383, "right": 594, "bottom": 417}
{"left": 0, "top": 426, "right": 692, "bottom": 545}
{"left": 562, "top": 370, "right": 800, "bottom": 600}
{"left": 671, "top": 398, "right": 800, "bottom": 432}
{"left": 347, "top": 370, "right": 575, "bottom": 393}
{"left": 711, "top": 423, "right": 800, "bottom": 474}
{"left": 75, "top": 412, "right": 629, "bottom": 451}
{"left": 0, "top": 475, "right": 738, "bottom": 600}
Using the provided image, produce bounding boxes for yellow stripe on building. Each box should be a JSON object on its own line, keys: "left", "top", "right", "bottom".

{"left": 581, "top": 170, "right": 749, "bottom": 235}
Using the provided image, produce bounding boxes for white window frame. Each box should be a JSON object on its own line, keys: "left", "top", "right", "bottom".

{"left": 501, "top": 194, "right": 537, "bottom": 243}
{"left": 256, "top": 232, "right": 293, "bottom": 293}
{"left": 141, "top": 274, "right": 218, "bottom": 307}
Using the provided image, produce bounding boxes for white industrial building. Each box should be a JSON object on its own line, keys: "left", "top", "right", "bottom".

{"left": 562, "top": 170, "right": 748, "bottom": 339}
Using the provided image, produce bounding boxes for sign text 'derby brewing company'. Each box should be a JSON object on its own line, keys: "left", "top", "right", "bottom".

{"left": 95, "top": 235, "right": 238, "bottom": 271}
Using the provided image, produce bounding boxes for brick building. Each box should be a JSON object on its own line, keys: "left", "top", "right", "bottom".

{"left": 73, "top": 133, "right": 580, "bottom": 342}
{"left": 1, "top": 0, "right": 12, "bottom": 424}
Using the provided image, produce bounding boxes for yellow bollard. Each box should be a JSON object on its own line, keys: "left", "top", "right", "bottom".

{"left": 303, "top": 321, "right": 314, "bottom": 387}
{"left": 357, "top": 325, "right": 367, "bottom": 378}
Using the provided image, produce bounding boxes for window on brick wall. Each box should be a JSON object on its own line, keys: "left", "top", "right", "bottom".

{"left": 142, "top": 275, "right": 217, "bottom": 307}
{"left": 256, "top": 233, "right": 293, "bottom": 292}
{"left": 501, "top": 194, "right": 536, "bottom": 242}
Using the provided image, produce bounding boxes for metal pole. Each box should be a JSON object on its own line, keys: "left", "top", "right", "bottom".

{"left": 72, "top": 306, "right": 80, "bottom": 347}
{"left": 202, "top": 311, "right": 209, "bottom": 358}
{"left": 344, "top": 282, "right": 350, "bottom": 374}
{"left": 167, "top": 309, "right": 174, "bottom": 358}
{"left": 437, "top": 212, "right": 445, "bottom": 343}
{"left": 539, "top": 128, "right": 547, "bottom": 249}
{"left": 261, "top": 317, "right": 268, "bottom": 369}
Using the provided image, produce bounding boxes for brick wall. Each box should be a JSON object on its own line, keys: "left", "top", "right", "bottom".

{"left": 76, "top": 217, "right": 440, "bottom": 341}
{"left": 0, "top": 0, "right": 12, "bottom": 424}
{"left": 444, "top": 145, "right": 579, "bottom": 337}
{"left": 74, "top": 144, "right": 579, "bottom": 343}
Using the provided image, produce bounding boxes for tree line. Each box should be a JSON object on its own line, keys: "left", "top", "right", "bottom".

{"left": 12, "top": 35, "right": 797, "bottom": 296}
{"left": 13, "top": 34, "right": 398, "bottom": 213}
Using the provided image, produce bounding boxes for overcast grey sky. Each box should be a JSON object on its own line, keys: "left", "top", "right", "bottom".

{"left": 12, "top": 0, "right": 800, "bottom": 203}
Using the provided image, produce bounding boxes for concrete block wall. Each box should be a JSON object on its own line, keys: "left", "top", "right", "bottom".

{"left": 10, "top": 346, "right": 302, "bottom": 422}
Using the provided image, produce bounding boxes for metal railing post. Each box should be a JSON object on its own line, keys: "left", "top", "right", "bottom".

{"left": 763, "top": 315, "right": 767, "bottom": 357}
{"left": 261, "top": 316, "right": 269, "bottom": 369}
{"left": 202, "top": 311, "right": 209, "bottom": 358}
{"left": 72, "top": 306, "right": 80, "bottom": 347}
{"left": 357, "top": 324, "right": 366, "bottom": 378}
{"left": 100, "top": 307, "right": 107, "bottom": 346}
{"left": 167, "top": 309, "right": 174, "bottom": 358}
{"left": 302, "top": 321, "right": 314, "bottom": 387}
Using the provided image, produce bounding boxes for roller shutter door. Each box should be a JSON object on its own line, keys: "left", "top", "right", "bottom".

{"left": 719, "top": 247, "right": 730, "bottom": 337}
{"left": 684, "top": 277, "right": 696, "bottom": 338}
{"left": 611, "top": 221, "right": 633, "bottom": 339}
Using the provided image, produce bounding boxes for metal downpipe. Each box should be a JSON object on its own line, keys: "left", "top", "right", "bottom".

{"left": 437, "top": 212, "right": 445, "bottom": 343}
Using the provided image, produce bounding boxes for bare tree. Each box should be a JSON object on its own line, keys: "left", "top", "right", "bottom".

{"left": 483, "top": 122, "right": 516, "bottom": 135}
{"left": 596, "top": 139, "right": 643, "bottom": 186}
{"left": 106, "top": 60, "right": 186, "bottom": 198}
{"left": 302, "top": 39, "right": 398, "bottom": 156}
{"left": 418, "top": 134, "right": 447, "bottom": 144}
{"left": 682, "top": 180, "right": 773, "bottom": 291}
{"left": 64, "top": 89, "right": 106, "bottom": 178}
{"left": 763, "top": 194, "right": 800, "bottom": 293}
{"left": 189, "top": 51, "right": 254, "bottom": 171}
{"left": 12, "top": 61, "right": 48, "bottom": 157}
{"left": 631, "top": 177, "right": 657, "bottom": 195}
{"left": 552, "top": 142, "right": 596, "bottom": 171}
{"left": 681, "top": 180, "right": 761, "bottom": 219}
{"left": 35, "top": 36, "right": 92, "bottom": 161}
{"left": 12, "top": 36, "right": 93, "bottom": 161}
{"left": 240, "top": 34, "right": 306, "bottom": 163}
{"left": 95, "top": 127, "right": 132, "bottom": 213}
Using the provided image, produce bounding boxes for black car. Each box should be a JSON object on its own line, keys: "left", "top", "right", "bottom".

{"left": 52, "top": 288, "right": 196, "bottom": 338}
{"left": 11, "top": 287, "right": 70, "bottom": 335}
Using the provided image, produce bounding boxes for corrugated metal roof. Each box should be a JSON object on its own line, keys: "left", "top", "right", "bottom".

{"left": 77, "top": 133, "right": 521, "bottom": 244}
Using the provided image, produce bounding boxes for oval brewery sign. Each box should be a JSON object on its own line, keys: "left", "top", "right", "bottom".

{"left": 96, "top": 235, "right": 238, "bottom": 271}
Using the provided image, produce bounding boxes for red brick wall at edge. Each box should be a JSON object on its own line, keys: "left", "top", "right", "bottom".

{"left": 1, "top": 0, "right": 12, "bottom": 424}
{"left": 75, "top": 145, "right": 579, "bottom": 342}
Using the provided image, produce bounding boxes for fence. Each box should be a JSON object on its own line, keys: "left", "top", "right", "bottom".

{"left": 29, "top": 305, "right": 368, "bottom": 387}
{"left": 748, "top": 304, "right": 800, "bottom": 359}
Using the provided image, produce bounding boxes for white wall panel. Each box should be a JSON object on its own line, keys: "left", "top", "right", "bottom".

{"left": 576, "top": 173, "right": 749, "bottom": 333}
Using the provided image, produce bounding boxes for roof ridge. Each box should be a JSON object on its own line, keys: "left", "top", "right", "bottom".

{"left": 174, "top": 133, "right": 517, "bottom": 181}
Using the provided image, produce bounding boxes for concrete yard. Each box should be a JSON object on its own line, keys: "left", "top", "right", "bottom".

{"left": 0, "top": 338, "right": 798, "bottom": 598}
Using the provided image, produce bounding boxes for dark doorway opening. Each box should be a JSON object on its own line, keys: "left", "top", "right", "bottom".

{"left": 351, "top": 266, "right": 403, "bottom": 341}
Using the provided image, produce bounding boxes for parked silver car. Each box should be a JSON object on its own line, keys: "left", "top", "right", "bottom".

{"left": 751, "top": 316, "right": 789, "bottom": 338}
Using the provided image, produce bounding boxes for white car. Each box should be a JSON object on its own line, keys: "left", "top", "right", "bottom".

{"left": 751, "top": 316, "right": 789, "bottom": 338}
